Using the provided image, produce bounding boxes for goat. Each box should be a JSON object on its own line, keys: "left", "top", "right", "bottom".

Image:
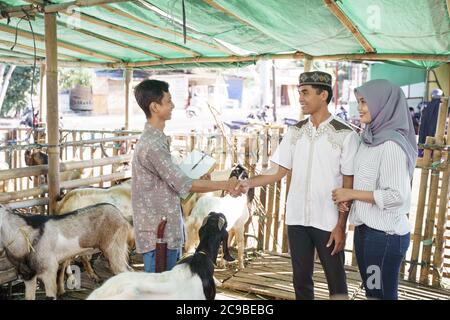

{"left": 0, "top": 203, "right": 130, "bottom": 300}
{"left": 24, "top": 149, "right": 89, "bottom": 184}
{"left": 180, "top": 165, "right": 253, "bottom": 217}
{"left": 54, "top": 181, "right": 134, "bottom": 295}
{"left": 184, "top": 165, "right": 254, "bottom": 270}
{"left": 87, "top": 212, "right": 233, "bottom": 300}
{"left": 55, "top": 181, "right": 133, "bottom": 226}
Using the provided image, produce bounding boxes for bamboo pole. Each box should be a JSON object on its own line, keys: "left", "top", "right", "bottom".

{"left": 431, "top": 99, "right": 450, "bottom": 287}
{"left": 60, "top": 154, "right": 132, "bottom": 171}
{"left": 60, "top": 128, "right": 142, "bottom": 135}
{"left": 0, "top": 40, "right": 77, "bottom": 61}
{"left": 323, "top": 0, "right": 375, "bottom": 53}
{"left": 272, "top": 128, "right": 283, "bottom": 251}
{"left": 53, "top": 19, "right": 162, "bottom": 60}
{"left": 409, "top": 136, "right": 433, "bottom": 281}
{"left": 124, "top": 69, "right": 133, "bottom": 130}
{"left": 118, "top": 53, "right": 449, "bottom": 69}
{"left": 90, "top": 134, "right": 95, "bottom": 179}
{"left": 99, "top": 133, "right": 105, "bottom": 188}
{"left": 0, "top": 23, "right": 120, "bottom": 63}
{"left": 0, "top": 171, "right": 131, "bottom": 203}
{"left": 221, "top": 135, "right": 227, "bottom": 170}
{"left": 232, "top": 136, "right": 238, "bottom": 164}
{"left": 4, "top": 198, "right": 49, "bottom": 210}
{"left": 0, "top": 56, "right": 112, "bottom": 68}
{"left": 264, "top": 130, "right": 278, "bottom": 251}
{"left": 43, "top": 0, "right": 132, "bottom": 13}
{"left": 100, "top": 4, "right": 230, "bottom": 54}
{"left": 63, "top": 12, "right": 200, "bottom": 57}
{"left": 18, "top": 150, "right": 23, "bottom": 191}
{"left": 62, "top": 134, "right": 140, "bottom": 147}
{"left": 257, "top": 129, "right": 269, "bottom": 251}
{"left": 39, "top": 63, "right": 46, "bottom": 123}
{"left": 61, "top": 171, "right": 131, "bottom": 190}
{"left": 243, "top": 136, "right": 252, "bottom": 248}
{"left": 0, "top": 154, "right": 134, "bottom": 181}
{"left": 1, "top": 52, "right": 448, "bottom": 70}
{"left": 432, "top": 157, "right": 449, "bottom": 286}
{"left": 0, "top": 4, "right": 38, "bottom": 17}
{"left": 111, "top": 132, "right": 120, "bottom": 183}
{"left": 419, "top": 98, "right": 449, "bottom": 284}
{"left": 419, "top": 147, "right": 440, "bottom": 285}
{"left": 45, "top": 12, "right": 60, "bottom": 213}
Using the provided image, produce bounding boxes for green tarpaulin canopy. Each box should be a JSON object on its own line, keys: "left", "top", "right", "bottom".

{"left": 0, "top": 0, "right": 448, "bottom": 69}
{"left": 370, "top": 63, "right": 427, "bottom": 86}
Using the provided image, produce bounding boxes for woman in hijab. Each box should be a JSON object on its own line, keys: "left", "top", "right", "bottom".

{"left": 332, "top": 79, "right": 417, "bottom": 300}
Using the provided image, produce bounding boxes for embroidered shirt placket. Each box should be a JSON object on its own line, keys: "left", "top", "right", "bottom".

{"left": 304, "top": 124, "right": 316, "bottom": 226}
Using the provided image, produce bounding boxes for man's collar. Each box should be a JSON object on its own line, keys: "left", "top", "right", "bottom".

{"left": 307, "top": 114, "right": 334, "bottom": 128}
{"left": 144, "top": 122, "right": 166, "bottom": 138}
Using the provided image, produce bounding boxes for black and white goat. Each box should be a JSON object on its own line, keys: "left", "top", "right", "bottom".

{"left": 87, "top": 212, "right": 234, "bottom": 300}
{"left": 185, "top": 164, "right": 254, "bottom": 269}
{"left": 0, "top": 203, "right": 130, "bottom": 300}
{"left": 54, "top": 181, "right": 135, "bottom": 295}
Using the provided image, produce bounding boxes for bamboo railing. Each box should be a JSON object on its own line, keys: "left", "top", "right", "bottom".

{"left": 1, "top": 116, "right": 449, "bottom": 286}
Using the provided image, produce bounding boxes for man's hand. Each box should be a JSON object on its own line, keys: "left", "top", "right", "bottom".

{"left": 226, "top": 177, "right": 241, "bottom": 197}
{"left": 200, "top": 173, "right": 211, "bottom": 180}
{"left": 228, "top": 179, "right": 250, "bottom": 197}
{"left": 326, "top": 226, "right": 346, "bottom": 256}
{"left": 332, "top": 188, "right": 353, "bottom": 204}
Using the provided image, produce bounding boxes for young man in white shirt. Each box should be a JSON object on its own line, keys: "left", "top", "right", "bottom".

{"left": 237, "top": 71, "right": 360, "bottom": 300}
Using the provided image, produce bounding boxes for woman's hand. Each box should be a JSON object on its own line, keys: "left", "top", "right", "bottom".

{"left": 332, "top": 188, "right": 354, "bottom": 204}
{"left": 338, "top": 201, "right": 351, "bottom": 213}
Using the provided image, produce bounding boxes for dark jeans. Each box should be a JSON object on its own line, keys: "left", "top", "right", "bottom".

{"left": 287, "top": 225, "right": 348, "bottom": 300}
{"left": 354, "top": 224, "right": 410, "bottom": 300}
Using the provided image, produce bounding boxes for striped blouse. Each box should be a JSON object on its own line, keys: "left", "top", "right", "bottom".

{"left": 349, "top": 140, "right": 411, "bottom": 235}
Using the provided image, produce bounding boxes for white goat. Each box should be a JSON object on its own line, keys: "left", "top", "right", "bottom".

{"left": 0, "top": 203, "right": 130, "bottom": 300}
{"left": 184, "top": 165, "right": 253, "bottom": 270}
{"left": 87, "top": 212, "right": 234, "bottom": 300}
{"left": 54, "top": 181, "right": 134, "bottom": 295}
{"left": 185, "top": 195, "right": 248, "bottom": 269}
{"left": 180, "top": 168, "right": 233, "bottom": 218}
{"left": 55, "top": 181, "right": 133, "bottom": 225}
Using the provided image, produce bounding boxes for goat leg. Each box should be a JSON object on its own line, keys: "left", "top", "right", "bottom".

{"left": 41, "top": 267, "right": 58, "bottom": 300}
{"left": 24, "top": 276, "right": 37, "bottom": 300}
{"left": 236, "top": 229, "right": 245, "bottom": 270}
{"left": 81, "top": 255, "right": 101, "bottom": 283}
{"left": 57, "top": 260, "right": 72, "bottom": 296}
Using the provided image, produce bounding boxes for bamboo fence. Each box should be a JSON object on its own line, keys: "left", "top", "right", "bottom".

{"left": 0, "top": 113, "right": 449, "bottom": 286}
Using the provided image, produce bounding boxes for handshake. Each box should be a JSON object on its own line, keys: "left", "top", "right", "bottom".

{"left": 226, "top": 177, "right": 251, "bottom": 198}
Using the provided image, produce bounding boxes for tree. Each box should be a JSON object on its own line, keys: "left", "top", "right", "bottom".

{"left": 0, "top": 64, "right": 16, "bottom": 114}
{"left": 58, "top": 68, "right": 92, "bottom": 91}
{"left": 0, "top": 64, "right": 38, "bottom": 118}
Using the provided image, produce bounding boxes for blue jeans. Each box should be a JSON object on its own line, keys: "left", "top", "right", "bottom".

{"left": 354, "top": 224, "right": 410, "bottom": 300}
{"left": 142, "top": 248, "right": 181, "bottom": 273}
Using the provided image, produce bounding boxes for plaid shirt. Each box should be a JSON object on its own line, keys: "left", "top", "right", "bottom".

{"left": 131, "top": 123, "right": 193, "bottom": 253}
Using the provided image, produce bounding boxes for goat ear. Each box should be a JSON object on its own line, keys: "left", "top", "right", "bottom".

{"left": 218, "top": 217, "right": 225, "bottom": 231}
{"left": 201, "top": 215, "right": 209, "bottom": 227}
